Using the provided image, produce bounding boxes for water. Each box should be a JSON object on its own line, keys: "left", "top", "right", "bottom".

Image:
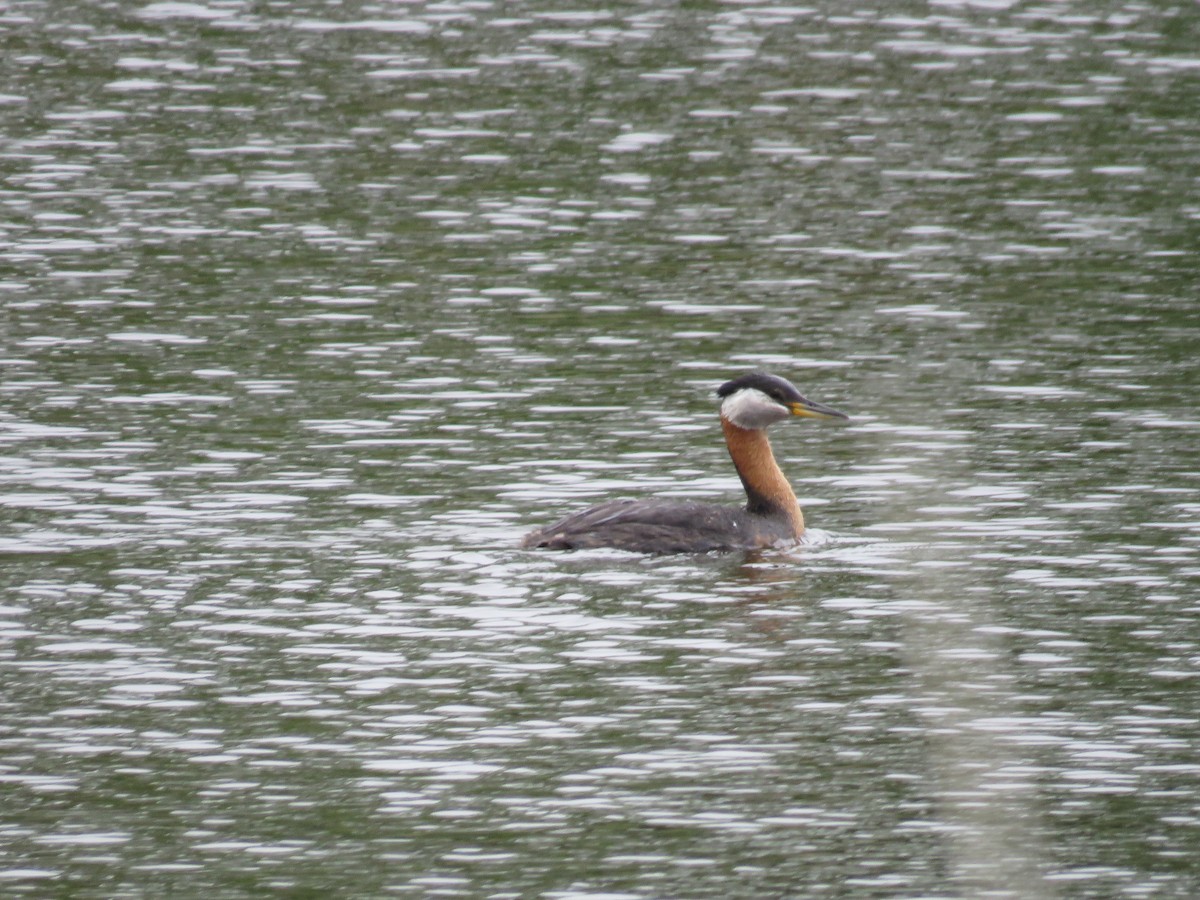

{"left": 3, "top": 1, "right": 1199, "bottom": 896}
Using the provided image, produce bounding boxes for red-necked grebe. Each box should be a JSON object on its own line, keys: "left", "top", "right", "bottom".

{"left": 521, "top": 372, "right": 848, "bottom": 554}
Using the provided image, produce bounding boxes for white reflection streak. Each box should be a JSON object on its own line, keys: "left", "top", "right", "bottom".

{"left": 868, "top": 428, "right": 1054, "bottom": 898}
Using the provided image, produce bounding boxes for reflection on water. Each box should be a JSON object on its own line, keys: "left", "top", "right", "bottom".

{"left": 2, "top": 0, "right": 1200, "bottom": 896}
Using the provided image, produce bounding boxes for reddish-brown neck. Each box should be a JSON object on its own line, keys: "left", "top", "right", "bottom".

{"left": 721, "top": 416, "right": 804, "bottom": 537}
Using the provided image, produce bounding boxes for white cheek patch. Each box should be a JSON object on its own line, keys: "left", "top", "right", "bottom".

{"left": 721, "top": 388, "right": 789, "bottom": 430}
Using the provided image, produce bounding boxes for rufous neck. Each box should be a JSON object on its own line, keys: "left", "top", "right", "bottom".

{"left": 721, "top": 416, "right": 804, "bottom": 537}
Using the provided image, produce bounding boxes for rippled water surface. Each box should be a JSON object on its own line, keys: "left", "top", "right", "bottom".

{"left": 3, "top": 1, "right": 1199, "bottom": 897}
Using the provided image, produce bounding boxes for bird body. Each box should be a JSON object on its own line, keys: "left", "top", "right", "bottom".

{"left": 520, "top": 497, "right": 797, "bottom": 553}
{"left": 521, "top": 372, "right": 846, "bottom": 554}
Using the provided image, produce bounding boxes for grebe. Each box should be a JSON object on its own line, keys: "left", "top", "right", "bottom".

{"left": 521, "top": 372, "right": 847, "bottom": 554}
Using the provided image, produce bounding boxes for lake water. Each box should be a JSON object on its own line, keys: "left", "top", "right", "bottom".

{"left": 2, "top": 1, "right": 1199, "bottom": 897}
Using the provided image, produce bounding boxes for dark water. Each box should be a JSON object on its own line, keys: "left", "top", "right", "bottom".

{"left": 2, "top": 1, "right": 1199, "bottom": 897}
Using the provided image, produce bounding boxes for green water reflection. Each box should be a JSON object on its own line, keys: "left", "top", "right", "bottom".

{"left": 2, "top": 1, "right": 1198, "bottom": 897}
